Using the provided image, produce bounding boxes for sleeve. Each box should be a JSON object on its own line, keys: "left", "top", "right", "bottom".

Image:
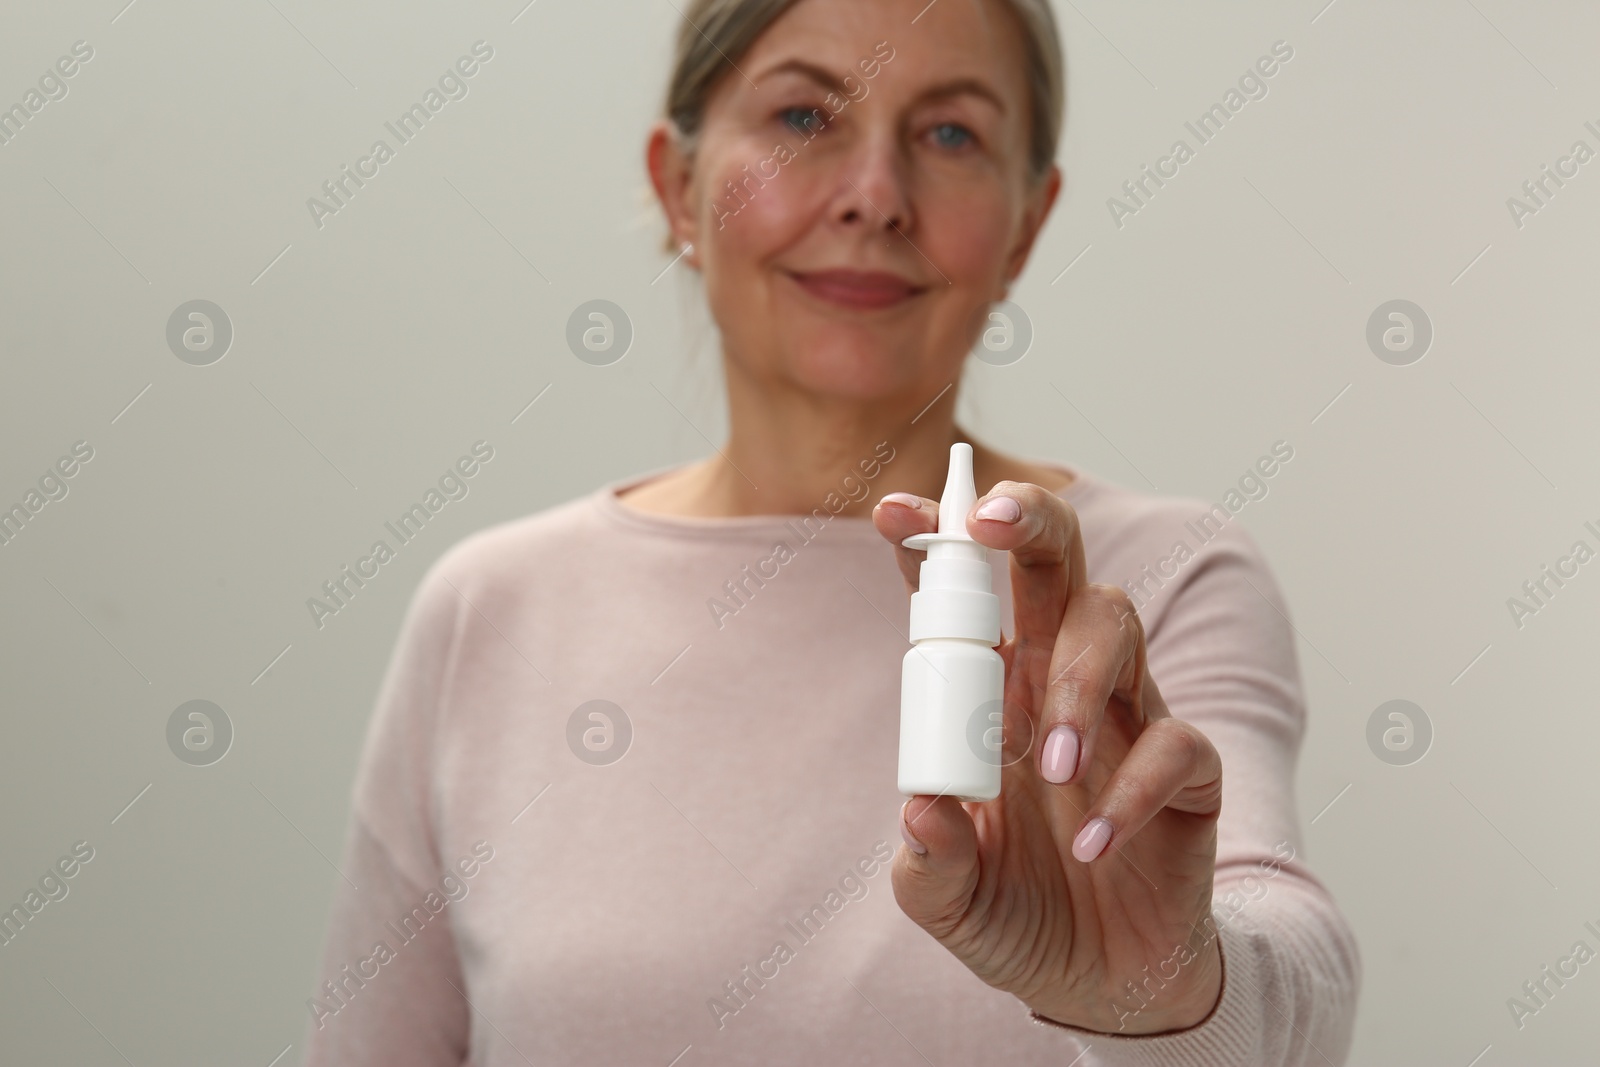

{"left": 1024, "top": 513, "right": 1362, "bottom": 1065}
{"left": 301, "top": 555, "right": 474, "bottom": 1067}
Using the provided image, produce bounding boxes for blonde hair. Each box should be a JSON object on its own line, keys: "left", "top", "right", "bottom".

{"left": 658, "top": 0, "right": 1064, "bottom": 253}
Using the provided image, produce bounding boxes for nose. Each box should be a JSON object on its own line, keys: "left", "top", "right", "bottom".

{"left": 832, "top": 135, "right": 914, "bottom": 237}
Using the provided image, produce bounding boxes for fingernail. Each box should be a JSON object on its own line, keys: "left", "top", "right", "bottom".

{"left": 1073, "top": 817, "right": 1113, "bottom": 863}
{"left": 1040, "top": 724, "right": 1080, "bottom": 784}
{"left": 880, "top": 492, "right": 922, "bottom": 509}
{"left": 975, "top": 495, "right": 1020, "bottom": 523}
{"left": 900, "top": 800, "right": 927, "bottom": 854}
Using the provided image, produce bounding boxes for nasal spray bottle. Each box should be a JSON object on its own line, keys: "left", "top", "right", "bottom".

{"left": 897, "top": 442, "right": 1005, "bottom": 802}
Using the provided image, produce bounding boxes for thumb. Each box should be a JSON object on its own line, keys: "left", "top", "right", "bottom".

{"left": 894, "top": 795, "right": 980, "bottom": 937}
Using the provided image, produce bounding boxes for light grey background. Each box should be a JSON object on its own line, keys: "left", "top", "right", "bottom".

{"left": 1, "top": 0, "right": 1596, "bottom": 1063}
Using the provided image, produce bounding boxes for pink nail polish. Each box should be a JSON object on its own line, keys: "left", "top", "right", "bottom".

{"left": 880, "top": 492, "right": 922, "bottom": 509}
{"left": 1041, "top": 725, "right": 1079, "bottom": 784}
{"left": 1073, "top": 817, "right": 1112, "bottom": 863}
{"left": 974, "top": 496, "right": 1020, "bottom": 523}
{"left": 900, "top": 801, "right": 927, "bottom": 854}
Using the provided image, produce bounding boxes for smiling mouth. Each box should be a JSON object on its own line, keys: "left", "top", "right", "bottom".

{"left": 784, "top": 269, "right": 929, "bottom": 310}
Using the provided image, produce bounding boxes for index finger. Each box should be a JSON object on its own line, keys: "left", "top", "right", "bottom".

{"left": 966, "top": 481, "right": 1088, "bottom": 654}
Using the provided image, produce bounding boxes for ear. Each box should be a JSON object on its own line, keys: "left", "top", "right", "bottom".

{"left": 646, "top": 120, "right": 701, "bottom": 268}
{"left": 997, "top": 163, "right": 1063, "bottom": 299}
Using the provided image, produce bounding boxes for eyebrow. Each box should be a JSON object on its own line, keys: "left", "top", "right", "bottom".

{"left": 755, "top": 58, "right": 1006, "bottom": 114}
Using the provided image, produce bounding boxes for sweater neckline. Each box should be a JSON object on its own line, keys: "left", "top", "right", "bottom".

{"left": 590, "top": 457, "right": 1098, "bottom": 543}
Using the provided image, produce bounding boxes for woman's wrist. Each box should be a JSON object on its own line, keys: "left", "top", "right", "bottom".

{"left": 1027, "top": 932, "right": 1225, "bottom": 1035}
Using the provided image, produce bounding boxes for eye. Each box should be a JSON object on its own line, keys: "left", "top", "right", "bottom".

{"left": 928, "top": 122, "right": 975, "bottom": 150}
{"left": 778, "top": 105, "right": 829, "bottom": 136}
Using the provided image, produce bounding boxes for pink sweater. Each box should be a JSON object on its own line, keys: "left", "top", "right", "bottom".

{"left": 301, "top": 458, "right": 1360, "bottom": 1066}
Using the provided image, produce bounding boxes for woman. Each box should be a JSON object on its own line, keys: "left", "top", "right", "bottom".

{"left": 303, "top": 0, "right": 1360, "bottom": 1063}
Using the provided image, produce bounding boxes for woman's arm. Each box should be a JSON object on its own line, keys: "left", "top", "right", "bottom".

{"left": 301, "top": 818, "right": 472, "bottom": 1064}
{"left": 301, "top": 558, "right": 473, "bottom": 1066}
{"left": 878, "top": 482, "right": 1361, "bottom": 1065}
{"left": 1026, "top": 513, "right": 1363, "bottom": 1064}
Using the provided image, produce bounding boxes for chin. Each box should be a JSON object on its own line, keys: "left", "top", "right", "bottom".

{"left": 782, "top": 330, "right": 932, "bottom": 400}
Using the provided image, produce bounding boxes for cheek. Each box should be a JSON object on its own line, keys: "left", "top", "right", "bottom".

{"left": 920, "top": 183, "right": 1015, "bottom": 283}
{"left": 701, "top": 142, "right": 822, "bottom": 259}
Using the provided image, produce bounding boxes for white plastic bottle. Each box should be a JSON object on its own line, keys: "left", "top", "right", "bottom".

{"left": 898, "top": 442, "right": 1005, "bottom": 802}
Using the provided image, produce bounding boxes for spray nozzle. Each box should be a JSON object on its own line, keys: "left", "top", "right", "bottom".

{"left": 902, "top": 442, "right": 987, "bottom": 563}
{"left": 898, "top": 442, "right": 998, "bottom": 643}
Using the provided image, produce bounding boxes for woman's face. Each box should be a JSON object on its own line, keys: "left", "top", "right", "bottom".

{"left": 653, "top": 0, "right": 1060, "bottom": 406}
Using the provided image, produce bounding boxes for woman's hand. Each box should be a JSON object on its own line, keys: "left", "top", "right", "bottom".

{"left": 874, "top": 481, "right": 1225, "bottom": 1034}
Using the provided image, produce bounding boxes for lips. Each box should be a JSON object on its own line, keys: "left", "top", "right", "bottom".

{"left": 786, "top": 268, "right": 927, "bottom": 310}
